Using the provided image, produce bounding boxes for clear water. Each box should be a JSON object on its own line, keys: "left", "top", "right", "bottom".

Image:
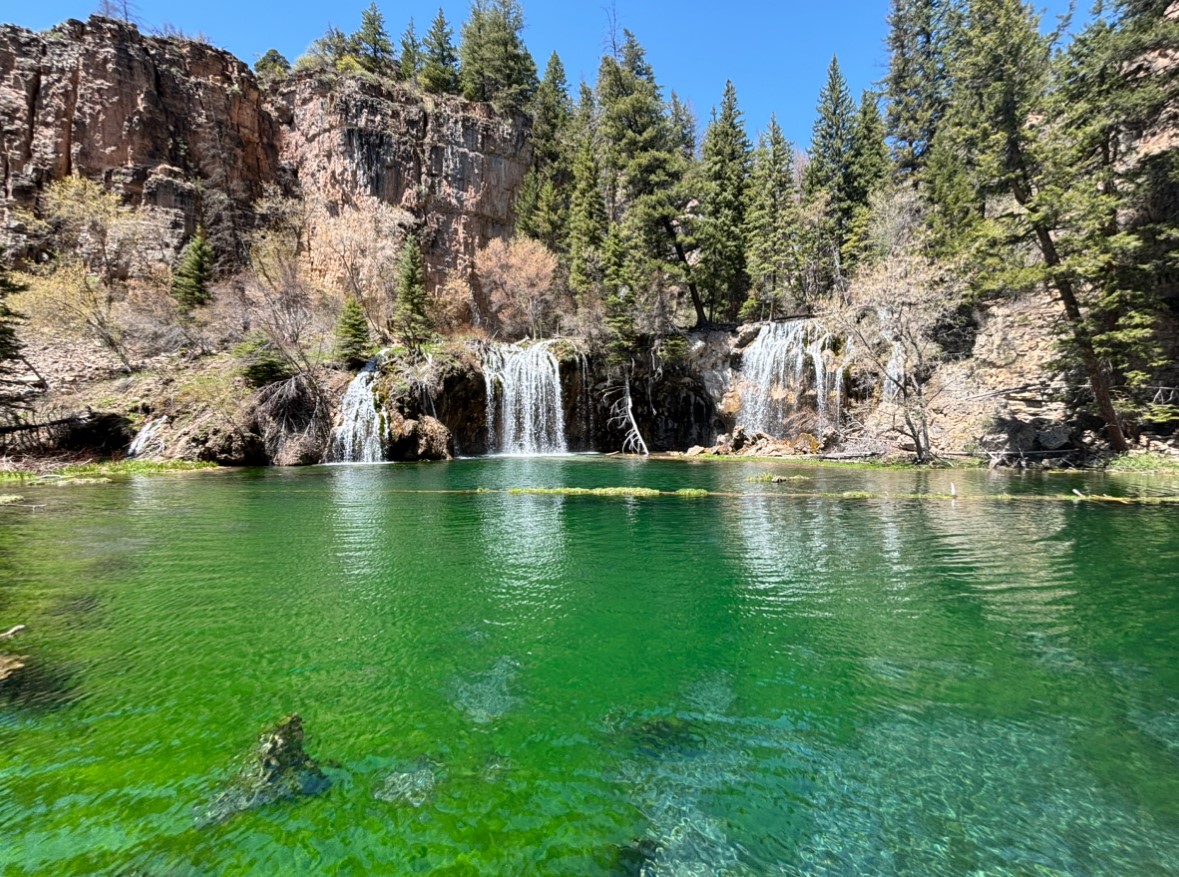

{"left": 2, "top": 460, "right": 1178, "bottom": 876}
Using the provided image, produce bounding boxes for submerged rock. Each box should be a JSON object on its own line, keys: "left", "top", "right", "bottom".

{"left": 608, "top": 712, "right": 706, "bottom": 760}
{"left": 374, "top": 760, "right": 443, "bottom": 808}
{"left": 1, "top": 625, "right": 28, "bottom": 687}
{"left": 611, "top": 836, "right": 661, "bottom": 876}
{"left": 0, "top": 653, "right": 26, "bottom": 683}
{"left": 198, "top": 714, "right": 331, "bottom": 825}
{"left": 449, "top": 656, "right": 520, "bottom": 724}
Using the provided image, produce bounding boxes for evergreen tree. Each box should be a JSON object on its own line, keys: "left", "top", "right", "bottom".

{"left": 393, "top": 236, "right": 435, "bottom": 357}
{"left": 932, "top": 0, "right": 1133, "bottom": 450}
{"left": 171, "top": 227, "right": 215, "bottom": 312}
{"left": 804, "top": 56, "right": 857, "bottom": 221}
{"left": 697, "top": 80, "right": 752, "bottom": 322}
{"left": 743, "top": 117, "right": 801, "bottom": 319}
{"left": 400, "top": 18, "right": 422, "bottom": 82}
{"left": 355, "top": 2, "right": 395, "bottom": 74}
{"left": 566, "top": 86, "right": 607, "bottom": 300}
{"left": 597, "top": 31, "right": 705, "bottom": 326}
{"left": 1046, "top": 1, "right": 1178, "bottom": 421}
{"left": 802, "top": 56, "right": 858, "bottom": 292}
{"left": 458, "top": 0, "right": 538, "bottom": 111}
{"left": 884, "top": 0, "right": 952, "bottom": 179}
{"left": 254, "top": 49, "right": 291, "bottom": 81}
{"left": 420, "top": 8, "right": 460, "bottom": 94}
{"left": 517, "top": 53, "right": 572, "bottom": 249}
{"left": 602, "top": 223, "right": 639, "bottom": 365}
{"left": 334, "top": 297, "right": 372, "bottom": 369}
{"left": 668, "top": 92, "right": 697, "bottom": 160}
{"left": 844, "top": 91, "right": 891, "bottom": 267}
{"left": 531, "top": 52, "right": 572, "bottom": 169}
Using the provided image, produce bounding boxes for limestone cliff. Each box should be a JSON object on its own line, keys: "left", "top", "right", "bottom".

{"left": 0, "top": 16, "right": 530, "bottom": 278}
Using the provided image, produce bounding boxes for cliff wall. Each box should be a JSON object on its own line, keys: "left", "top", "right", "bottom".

{"left": 0, "top": 16, "right": 530, "bottom": 277}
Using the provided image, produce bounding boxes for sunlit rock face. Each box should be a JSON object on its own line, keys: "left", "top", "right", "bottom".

{"left": 0, "top": 16, "right": 531, "bottom": 282}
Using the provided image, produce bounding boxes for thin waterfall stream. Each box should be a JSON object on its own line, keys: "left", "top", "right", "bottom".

{"left": 326, "top": 356, "right": 387, "bottom": 463}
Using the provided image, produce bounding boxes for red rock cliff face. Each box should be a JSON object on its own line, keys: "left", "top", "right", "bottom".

{"left": 278, "top": 74, "right": 531, "bottom": 280}
{"left": 0, "top": 15, "right": 530, "bottom": 276}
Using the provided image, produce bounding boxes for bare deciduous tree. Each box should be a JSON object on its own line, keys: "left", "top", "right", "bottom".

{"left": 307, "top": 196, "right": 412, "bottom": 337}
{"left": 820, "top": 188, "right": 954, "bottom": 462}
{"left": 474, "top": 237, "right": 561, "bottom": 339}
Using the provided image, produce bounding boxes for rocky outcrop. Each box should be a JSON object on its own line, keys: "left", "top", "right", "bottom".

{"left": 0, "top": 16, "right": 531, "bottom": 279}
{"left": 199, "top": 714, "right": 331, "bottom": 826}
{"left": 279, "top": 76, "right": 530, "bottom": 283}
{"left": 0, "top": 17, "right": 281, "bottom": 261}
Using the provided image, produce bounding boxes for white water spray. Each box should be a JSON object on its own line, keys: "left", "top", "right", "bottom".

{"left": 481, "top": 342, "right": 568, "bottom": 455}
{"left": 327, "top": 357, "right": 387, "bottom": 463}
{"left": 738, "top": 319, "right": 842, "bottom": 437}
{"left": 127, "top": 418, "right": 167, "bottom": 458}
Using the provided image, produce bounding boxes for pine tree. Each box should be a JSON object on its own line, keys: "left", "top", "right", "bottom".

{"left": 420, "top": 7, "right": 460, "bottom": 94}
{"left": 393, "top": 236, "right": 435, "bottom": 357}
{"left": 844, "top": 91, "right": 891, "bottom": 268}
{"left": 517, "top": 53, "right": 572, "bottom": 249}
{"left": 531, "top": 52, "right": 571, "bottom": 169}
{"left": 668, "top": 92, "right": 697, "bottom": 160}
{"left": 597, "top": 31, "right": 705, "bottom": 326}
{"left": 334, "top": 297, "right": 372, "bottom": 369}
{"left": 602, "top": 223, "right": 639, "bottom": 365}
{"left": 803, "top": 56, "right": 858, "bottom": 293}
{"left": 804, "top": 56, "right": 857, "bottom": 222}
{"left": 355, "top": 2, "right": 395, "bottom": 74}
{"left": 884, "top": 0, "right": 952, "bottom": 179}
{"left": 458, "top": 0, "right": 538, "bottom": 111}
{"left": 933, "top": 0, "right": 1133, "bottom": 450}
{"left": 743, "top": 117, "right": 801, "bottom": 319}
{"left": 171, "top": 227, "right": 215, "bottom": 312}
{"left": 1045, "top": 1, "right": 1177, "bottom": 420}
{"left": 254, "top": 49, "right": 291, "bottom": 81}
{"left": 566, "top": 86, "right": 607, "bottom": 301}
{"left": 698, "top": 80, "right": 752, "bottom": 322}
{"left": 400, "top": 18, "right": 422, "bottom": 82}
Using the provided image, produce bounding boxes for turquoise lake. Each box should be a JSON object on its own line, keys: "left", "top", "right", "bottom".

{"left": 2, "top": 457, "right": 1178, "bottom": 875}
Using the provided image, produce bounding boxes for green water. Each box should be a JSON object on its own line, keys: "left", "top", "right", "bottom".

{"left": 2, "top": 458, "right": 1178, "bottom": 876}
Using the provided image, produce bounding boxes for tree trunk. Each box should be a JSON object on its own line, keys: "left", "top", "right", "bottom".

{"left": 661, "top": 218, "right": 708, "bottom": 328}
{"left": 1029, "top": 225, "right": 1130, "bottom": 452}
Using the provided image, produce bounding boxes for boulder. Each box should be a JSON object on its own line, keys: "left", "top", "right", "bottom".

{"left": 198, "top": 714, "right": 331, "bottom": 826}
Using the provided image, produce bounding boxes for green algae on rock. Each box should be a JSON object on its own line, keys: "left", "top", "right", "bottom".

{"left": 198, "top": 714, "right": 331, "bottom": 826}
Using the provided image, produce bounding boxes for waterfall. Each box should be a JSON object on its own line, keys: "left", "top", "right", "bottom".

{"left": 738, "top": 320, "right": 841, "bottom": 437}
{"left": 326, "top": 357, "right": 387, "bottom": 463}
{"left": 481, "top": 341, "right": 568, "bottom": 455}
{"left": 127, "top": 418, "right": 166, "bottom": 458}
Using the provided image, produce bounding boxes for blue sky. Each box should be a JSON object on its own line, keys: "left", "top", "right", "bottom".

{"left": 12, "top": 1, "right": 1079, "bottom": 149}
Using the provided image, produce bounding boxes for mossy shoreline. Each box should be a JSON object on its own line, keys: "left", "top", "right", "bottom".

{"left": 0, "top": 459, "right": 219, "bottom": 484}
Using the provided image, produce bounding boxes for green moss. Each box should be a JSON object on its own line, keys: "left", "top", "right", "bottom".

{"left": 0, "top": 460, "right": 220, "bottom": 484}
{"left": 1105, "top": 453, "right": 1179, "bottom": 474}
{"left": 0, "top": 494, "right": 23, "bottom": 504}
{"left": 674, "top": 488, "right": 709, "bottom": 497}
{"left": 506, "top": 487, "right": 662, "bottom": 498}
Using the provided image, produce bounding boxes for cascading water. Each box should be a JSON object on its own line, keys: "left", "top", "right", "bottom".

{"left": 481, "top": 342, "right": 568, "bottom": 455}
{"left": 127, "top": 419, "right": 167, "bottom": 458}
{"left": 326, "top": 357, "right": 387, "bottom": 463}
{"left": 738, "top": 320, "right": 842, "bottom": 437}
